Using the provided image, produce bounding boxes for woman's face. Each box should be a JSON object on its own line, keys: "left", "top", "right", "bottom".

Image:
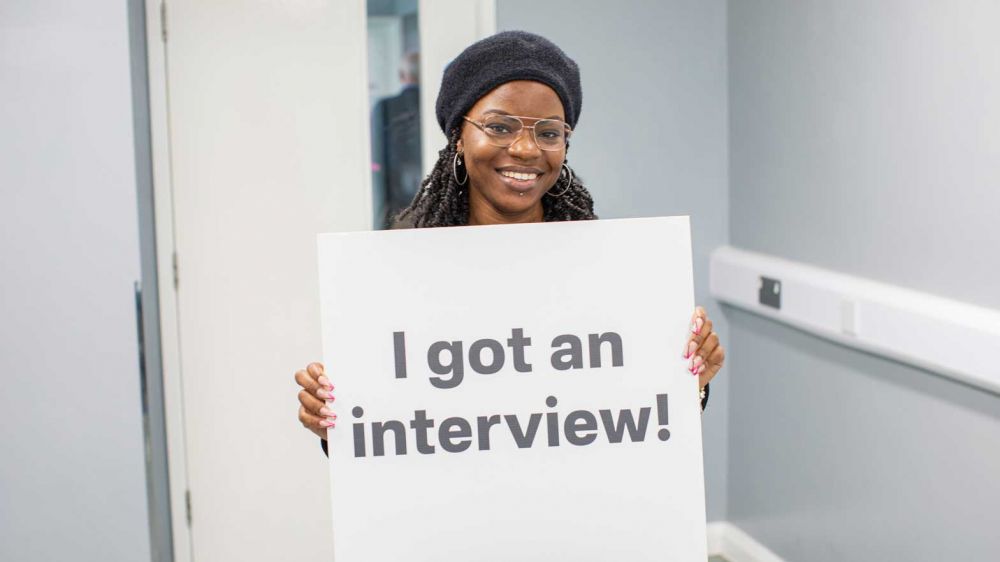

{"left": 458, "top": 80, "right": 566, "bottom": 223}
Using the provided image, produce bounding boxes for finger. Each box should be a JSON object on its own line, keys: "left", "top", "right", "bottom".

{"left": 298, "top": 390, "right": 338, "bottom": 428}
{"left": 297, "top": 364, "right": 334, "bottom": 397}
{"left": 683, "top": 317, "right": 714, "bottom": 358}
{"left": 695, "top": 331, "right": 720, "bottom": 359}
{"left": 697, "top": 345, "right": 725, "bottom": 387}
{"left": 307, "top": 362, "right": 325, "bottom": 378}
{"left": 299, "top": 406, "right": 335, "bottom": 439}
{"left": 317, "top": 374, "right": 333, "bottom": 390}
{"left": 308, "top": 362, "right": 333, "bottom": 390}
{"left": 690, "top": 306, "right": 707, "bottom": 334}
{"left": 689, "top": 332, "right": 720, "bottom": 375}
{"left": 294, "top": 369, "right": 320, "bottom": 392}
{"left": 298, "top": 388, "right": 329, "bottom": 416}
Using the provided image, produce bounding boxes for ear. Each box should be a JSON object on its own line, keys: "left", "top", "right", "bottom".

{"left": 456, "top": 138, "right": 464, "bottom": 154}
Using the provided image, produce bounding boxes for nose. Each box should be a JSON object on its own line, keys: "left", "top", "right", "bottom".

{"left": 507, "top": 128, "right": 542, "bottom": 160}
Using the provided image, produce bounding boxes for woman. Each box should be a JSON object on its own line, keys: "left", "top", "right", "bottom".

{"left": 295, "top": 31, "right": 725, "bottom": 442}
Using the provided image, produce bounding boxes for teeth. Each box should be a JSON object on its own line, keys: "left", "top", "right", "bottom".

{"left": 500, "top": 170, "right": 538, "bottom": 181}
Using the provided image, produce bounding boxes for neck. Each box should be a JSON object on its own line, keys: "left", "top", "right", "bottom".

{"left": 467, "top": 190, "right": 544, "bottom": 226}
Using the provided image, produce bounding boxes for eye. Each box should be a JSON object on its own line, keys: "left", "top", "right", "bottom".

{"left": 485, "top": 123, "right": 513, "bottom": 135}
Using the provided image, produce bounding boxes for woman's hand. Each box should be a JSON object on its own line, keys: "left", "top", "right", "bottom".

{"left": 295, "top": 362, "right": 337, "bottom": 440}
{"left": 683, "top": 306, "right": 725, "bottom": 390}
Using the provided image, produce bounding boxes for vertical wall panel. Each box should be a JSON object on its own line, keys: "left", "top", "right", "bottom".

{"left": 0, "top": 2, "right": 152, "bottom": 560}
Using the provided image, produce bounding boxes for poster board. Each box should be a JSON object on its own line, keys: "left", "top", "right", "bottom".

{"left": 317, "top": 217, "right": 706, "bottom": 561}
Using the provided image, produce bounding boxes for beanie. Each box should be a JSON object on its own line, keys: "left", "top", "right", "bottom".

{"left": 435, "top": 31, "right": 582, "bottom": 135}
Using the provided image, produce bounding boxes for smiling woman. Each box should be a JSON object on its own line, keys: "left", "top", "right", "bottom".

{"left": 394, "top": 31, "right": 597, "bottom": 228}
{"left": 295, "top": 31, "right": 725, "bottom": 446}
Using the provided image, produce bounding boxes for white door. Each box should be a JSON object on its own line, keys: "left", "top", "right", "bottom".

{"left": 151, "top": 1, "right": 494, "bottom": 560}
{"left": 154, "top": 1, "right": 370, "bottom": 560}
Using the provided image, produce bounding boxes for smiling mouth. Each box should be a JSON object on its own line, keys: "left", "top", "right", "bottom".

{"left": 496, "top": 169, "right": 542, "bottom": 192}
{"left": 499, "top": 170, "right": 539, "bottom": 181}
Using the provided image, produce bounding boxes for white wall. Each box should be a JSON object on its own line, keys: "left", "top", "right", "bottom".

{"left": 0, "top": 2, "right": 152, "bottom": 560}
{"left": 727, "top": 1, "right": 1000, "bottom": 559}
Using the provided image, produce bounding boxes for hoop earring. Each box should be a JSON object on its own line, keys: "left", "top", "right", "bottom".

{"left": 452, "top": 153, "right": 468, "bottom": 186}
{"left": 547, "top": 162, "right": 573, "bottom": 197}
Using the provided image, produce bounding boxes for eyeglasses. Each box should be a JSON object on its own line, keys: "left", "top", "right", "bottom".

{"left": 462, "top": 114, "right": 572, "bottom": 151}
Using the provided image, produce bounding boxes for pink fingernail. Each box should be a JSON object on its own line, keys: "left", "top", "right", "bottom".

{"left": 319, "top": 407, "right": 333, "bottom": 417}
{"left": 692, "top": 355, "right": 704, "bottom": 369}
{"left": 694, "top": 317, "right": 704, "bottom": 334}
{"left": 686, "top": 341, "right": 697, "bottom": 359}
{"left": 320, "top": 420, "right": 334, "bottom": 427}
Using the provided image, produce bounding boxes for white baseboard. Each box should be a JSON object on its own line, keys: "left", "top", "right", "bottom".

{"left": 707, "top": 522, "right": 784, "bottom": 562}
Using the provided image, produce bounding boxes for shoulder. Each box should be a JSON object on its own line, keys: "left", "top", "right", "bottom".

{"left": 389, "top": 215, "right": 415, "bottom": 229}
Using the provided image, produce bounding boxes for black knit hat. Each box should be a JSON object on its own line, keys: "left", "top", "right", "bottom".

{"left": 435, "top": 31, "right": 582, "bottom": 135}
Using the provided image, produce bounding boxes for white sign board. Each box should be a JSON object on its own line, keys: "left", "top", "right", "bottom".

{"left": 317, "top": 217, "right": 706, "bottom": 561}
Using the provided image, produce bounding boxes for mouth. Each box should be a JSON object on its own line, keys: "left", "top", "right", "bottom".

{"left": 496, "top": 167, "right": 544, "bottom": 193}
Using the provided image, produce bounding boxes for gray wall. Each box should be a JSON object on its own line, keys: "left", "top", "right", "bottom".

{"left": 497, "top": 0, "right": 731, "bottom": 521}
{"left": 0, "top": 2, "right": 153, "bottom": 560}
{"left": 728, "top": 1, "right": 1000, "bottom": 559}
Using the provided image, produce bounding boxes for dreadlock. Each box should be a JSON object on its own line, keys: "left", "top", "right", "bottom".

{"left": 393, "top": 129, "right": 597, "bottom": 228}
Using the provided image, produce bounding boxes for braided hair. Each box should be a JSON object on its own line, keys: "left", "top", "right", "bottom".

{"left": 393, "top": 129, "right": 597, "bottom": 228}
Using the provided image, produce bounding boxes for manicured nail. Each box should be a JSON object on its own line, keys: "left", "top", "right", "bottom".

{"left": 697, "top": 363, "right": 707, "bottom": 375}
{"left": 320, "top": 420, "right": 335, "bottom": 428}
{"left": 691, "top": 317, "right": 704, "bottom": 334}
{"left": 685, "top": 341, "right": 697, "bottom": 359}
{"left": 319, "top": 407, "right": 334, "bottom": 417}
{"left": 692, "top": 355, "right": 704, "bottom": 370}
{"left": 318, "top": 375, "right": 333, "bottom": 389}
{"left": 317, "top": 389, "right": 334, "bottom": 400}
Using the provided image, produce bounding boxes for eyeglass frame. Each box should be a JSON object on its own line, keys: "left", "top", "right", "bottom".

{"left": 462, "top": 114, "right": 573, "bottom": 151}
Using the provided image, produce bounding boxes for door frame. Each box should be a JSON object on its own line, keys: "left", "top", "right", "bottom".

{"left": 144, "top": 1, "right": 192, "bottom": 561}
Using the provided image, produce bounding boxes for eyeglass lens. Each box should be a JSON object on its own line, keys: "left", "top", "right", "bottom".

{"left": 481, "top": 115, "right": 568, "bottom": 150}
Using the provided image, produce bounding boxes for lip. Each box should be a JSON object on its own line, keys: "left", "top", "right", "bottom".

{"left": 496, "top": 166, "right": 546, "bottom": 193}
{"left": 497, "top": 166, "right": 544, "bottom": 174}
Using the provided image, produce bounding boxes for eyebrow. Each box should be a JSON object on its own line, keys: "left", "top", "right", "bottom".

{"left": 481, "top": 109, "right": 564, "bottom": 120}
